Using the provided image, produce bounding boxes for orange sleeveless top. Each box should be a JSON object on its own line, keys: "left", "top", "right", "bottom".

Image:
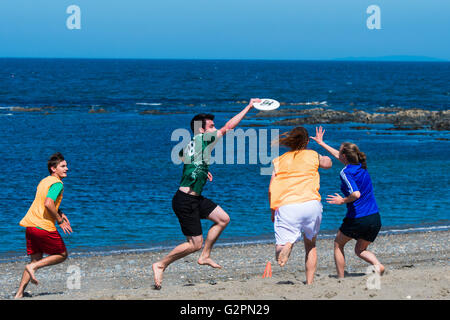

{"left": 19, "top": 176, "right": 63, "bottom": 232}
{"left": 269, "top": 149, "right": 321, "bottom": 210}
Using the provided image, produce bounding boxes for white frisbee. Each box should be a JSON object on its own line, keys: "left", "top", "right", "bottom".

{"left": 253, "top": 99, "right": 280, "bottom": 111}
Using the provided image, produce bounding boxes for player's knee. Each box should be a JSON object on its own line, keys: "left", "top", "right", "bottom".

{"left": 354, "top": 247, "right": 364, "bottom": 257}
{"left": 60, "top": 251, "right": 68, "bottom": 260}
{"left": 193, "top": 241, "right": 203, "bottom": 252}
{"left": 334, "top": 240, "right": 341, "bottom": 248}
{"left": 221, "top": 215, "right": 230, "bottom": 227}
{"left": 190, "top": 238, "right": 203, "bottom": 252}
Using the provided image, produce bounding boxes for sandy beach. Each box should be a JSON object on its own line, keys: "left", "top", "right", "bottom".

{"left": 1, "top": 230, "right": 449, "bottom": 300}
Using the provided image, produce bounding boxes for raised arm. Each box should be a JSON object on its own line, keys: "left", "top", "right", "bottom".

{"left": 217, "top": 98, "right": 261, "bottom": 138}
{"left": 310, "top": 126, "right": 343, "bottom": 163}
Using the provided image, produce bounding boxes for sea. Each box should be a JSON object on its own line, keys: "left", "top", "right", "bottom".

{"left": 0, "top": 58, "right": 449, "bottom": 261}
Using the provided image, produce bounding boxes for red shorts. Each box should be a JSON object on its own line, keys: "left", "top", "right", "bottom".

{"left": 26, "top": 227, "right": 67, "bottom": 255}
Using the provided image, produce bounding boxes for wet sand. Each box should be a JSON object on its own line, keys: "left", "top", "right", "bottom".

{"left": 1, "top": 230, "right": 449, "bottom": 300}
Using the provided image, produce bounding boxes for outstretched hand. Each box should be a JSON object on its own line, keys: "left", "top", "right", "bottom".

{"left": 207, "top": 172, "right": 213, "bottom": 182}
{"left": 326, "top": 193, "right": 345, "bottom": 205}
{"left": 248, "top": 98, "right": 261, "bottom": 109}
{"left": 59, "top": 213, "right": 72, "bottom": 234}
{"left": 310, "top": 126, "right": 325, "bottom": 144}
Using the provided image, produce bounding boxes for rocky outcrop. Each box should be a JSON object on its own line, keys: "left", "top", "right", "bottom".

{"left": 10, "top": 107, "right": 43, "bottom": 112}
{"left": 265, "top": 108, "right": 449, "bottom": 131}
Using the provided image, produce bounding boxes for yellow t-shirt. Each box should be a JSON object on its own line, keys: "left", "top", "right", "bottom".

{"left": 19, "top": 176, "right": 64, "bottom": 232}
{"left": 269, "top": 149, "right": 321, "bottom": 210}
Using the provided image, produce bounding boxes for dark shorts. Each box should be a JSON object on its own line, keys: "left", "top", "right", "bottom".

{"left": 172, "top": 190, "right": 218, "bottom": 236}
{"left": 339, "top": 212, "right": 381, "bottom": 242}
{"left": 26, "top": 227, "right": 67, "bottom": 256}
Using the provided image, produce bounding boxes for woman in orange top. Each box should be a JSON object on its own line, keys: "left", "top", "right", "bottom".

{"left": 269, "top": 126, "right": 332, "bottom": 284}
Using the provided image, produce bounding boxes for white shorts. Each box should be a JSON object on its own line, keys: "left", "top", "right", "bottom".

{"left": 274, "top": 200, "right": 323, "bottom": 244}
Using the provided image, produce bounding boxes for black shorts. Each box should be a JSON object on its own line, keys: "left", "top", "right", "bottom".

{"left": 339, "top": 212, "right": 381, "bottom": 242}
{"left": 172, "top": 190, "right": 218, "bottom": 236}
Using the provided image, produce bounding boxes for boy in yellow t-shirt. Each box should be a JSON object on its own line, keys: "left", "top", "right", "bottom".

{"left": 14, "top": 152, "right": 72, "bottom": 299}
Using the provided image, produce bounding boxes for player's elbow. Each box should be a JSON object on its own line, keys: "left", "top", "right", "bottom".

{"left": 319, "top": 156, "right": 332, "bottom": 169}
{"left": 44, "top": 197, "right": 55, "bottom": 209}
{"left": 351, "top": 191, "right": 361, "bottom": 199}
{"left": 219, "top": 126, "right": 230, "bottom": 136}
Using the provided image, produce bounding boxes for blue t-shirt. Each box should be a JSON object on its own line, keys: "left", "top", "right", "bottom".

{"left": 340, "top": 164, "right": 379, "bottom": 219}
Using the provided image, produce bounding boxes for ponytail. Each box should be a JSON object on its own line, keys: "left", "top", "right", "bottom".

{"left": 357, "top": 150, "right": 367, "bottom": 169}
{"left": 341, "top": 142, "right": 368, "bottom": 169}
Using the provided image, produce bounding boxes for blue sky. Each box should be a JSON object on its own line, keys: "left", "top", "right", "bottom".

{"left": 0, "top": 0, "right": 449, "bottom": 60}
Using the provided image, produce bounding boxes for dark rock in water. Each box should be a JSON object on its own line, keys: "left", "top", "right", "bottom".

{"left": 254, "top": 108, "right": 311, "bottom": 118}
{"left": 11, "top": 107, "right": 42, "bottom": 112}
{"left": 431, "top": 118, "right": 450, "bottom": 131}
{"left": 350, "top": 126, "right": 372, "bottom": 130}
{"left": 268, "top": 108, "right": 449, "bottom": 131}
{"left": 376, "top": 107, "right": 404, "bottom": 113}
{"left": 386, "top": 126, "right": 424, "bottom": 131}
{"left": 406, "top": 132, "right": 431, "bottom": 136}
{"left": 140, "top": 110, "right": 186, "bottom": 115}
{"left": 89, "top": 108, "right": 107, "bottom": 113}
{"left": 241, "top": 123, "right": 266, "bottom": 127}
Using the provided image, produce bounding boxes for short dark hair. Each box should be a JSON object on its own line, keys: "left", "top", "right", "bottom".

{"left": 48, "top": 152, "right": 65, "bottom": 174}
{"left": 190, "top": 113, "right": 215, "bottom": 133}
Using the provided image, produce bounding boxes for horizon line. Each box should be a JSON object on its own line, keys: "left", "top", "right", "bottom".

{"left": 0, "top": 56, "right": 448, "bottom": 62}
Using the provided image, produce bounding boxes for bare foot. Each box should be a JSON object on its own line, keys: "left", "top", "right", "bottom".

{"left": 375, "top": 264, "right": 385, "bottom": 276}
{"left": 197, "top": 257, "right": 222, "bottom": 269}
{"left": 278, "top": 242, "right": 293, "bottom": 267}
{"left": 152, "top": 262, "right": 165, "bottom": 290}
{"left": 14, "top": 292, "right": 23, "bottom": 299}
{"left": 25, "top": 264, "right": 38, "bottom": 285}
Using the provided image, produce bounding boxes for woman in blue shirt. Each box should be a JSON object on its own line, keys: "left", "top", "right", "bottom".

{"left": 311, "top": 126, "right": 384, "bottom": 278}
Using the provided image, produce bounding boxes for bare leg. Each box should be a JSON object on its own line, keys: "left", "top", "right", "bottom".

{"left": 24, "top": 251, "right": 67, "bottom": 285}
{"left": 197, "top": 206, "right": 229, "bottom": 269}
{"left": 152, "top": 235, "right": 203, "bottom": 289}
{"left": 355, "top": 239, "right": 385, "bottom": 275}
{"left": 14, "top": 253, "right": 43, "bottom": 299}
{"left": 304, "top": 236, "right": 317, "bottom": 284}
{"left": 276, "top": 242, "right": 293, "bottom": 267}
{"left": 334, "top": 231, "right": 352, "bottom": 278}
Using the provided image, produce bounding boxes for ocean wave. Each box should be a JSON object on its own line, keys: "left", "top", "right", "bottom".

{"left": 136, "top": 102, "right": 162, "bottom": 106}
{"left": 288, "top": 101, "right": 328, "bottom": 106}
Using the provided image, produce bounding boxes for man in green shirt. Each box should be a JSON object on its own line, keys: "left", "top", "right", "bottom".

{"left": 152, "top": 98, "right": 260, "bottom": 289}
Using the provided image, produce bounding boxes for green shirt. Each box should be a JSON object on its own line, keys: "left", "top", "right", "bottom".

{"left": 47, "top": 182, "right": 63, "bottom": 201}
{"left": 179, "top": 131, "right": 218, "bottom": 195}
